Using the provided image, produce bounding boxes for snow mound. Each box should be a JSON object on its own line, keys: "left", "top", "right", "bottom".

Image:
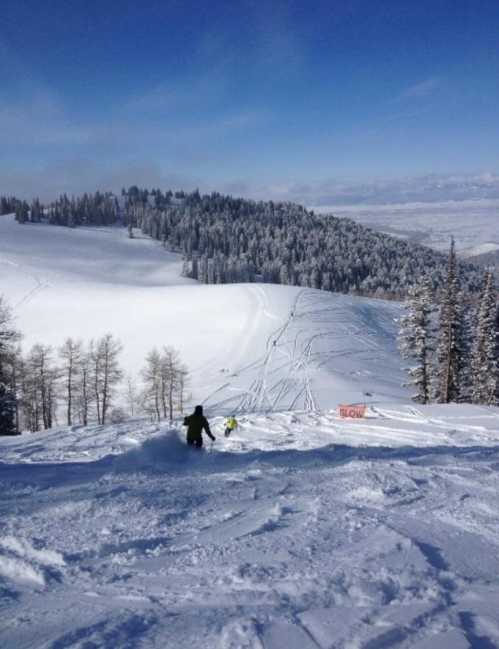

{"left": 113, "top": 430, "right": 201, "bottom": 470}
{"left": 0, "top": 536, "right": 65, "bottom": 589}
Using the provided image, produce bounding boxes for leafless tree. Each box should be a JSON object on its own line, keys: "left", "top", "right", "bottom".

{"left": 123, "top": 373, "right": 139, "bottom": 418}
{"left": 23, "top": 344, "right": 59, "bottom": 430}
{"left": 90, "top": 334, "right": 123, "bottom": 425}
{"left": 59, "top": 338, "right": 83, "bottom": 425}
{"left": 141, "top": 349, "right": 162, "bottom": 421}
{"left": 141, "top": 346, "right": 189, "bottom": 422}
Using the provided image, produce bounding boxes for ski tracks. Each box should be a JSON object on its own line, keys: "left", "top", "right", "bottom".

{"left": 210, "top": 289, "right": 402, "bottom": 415}
{"left": 3, "top": 421, "right": 499, "bottom": 648}
{"left": 0, "top": 255, "right": 52, "bottom": 309}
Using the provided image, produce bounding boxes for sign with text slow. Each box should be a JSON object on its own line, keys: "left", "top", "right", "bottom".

{"left": 338, "top": 404, "right": 367, "bottom": 418}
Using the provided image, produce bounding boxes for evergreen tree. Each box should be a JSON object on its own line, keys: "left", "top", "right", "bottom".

{"left": 496, "top": 306, "right": 499, "bottom": 404}
{"left": 456, "top": 297, "right": 475, "bottom": 403}
{"left": 471, "top": 271, "right": 498, "bottom": 404}
{"left": 434, "top": 239, "right": 467, "bottom": 403}
{"left": 398, "top": 277, "right": 434, "bottom": 403}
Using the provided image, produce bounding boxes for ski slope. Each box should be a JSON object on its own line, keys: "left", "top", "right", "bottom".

{"left": 1, "top": 408, "right": 499, "bottom": 648}
{"left": 0, "top": 213, "right": 407, "bottom": 411}
{"left": 2, "top": 213, "right": 499, "bottom": 648}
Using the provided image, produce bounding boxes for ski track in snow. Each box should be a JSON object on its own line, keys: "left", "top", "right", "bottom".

{"left": 0, "top": 213, "right": 407, "bottom": 413}
{"left": 205, "top": 288, "right": 404, "bottom": 416}
{"left": 2, "top": 408, "right": 499, "bottom": 648}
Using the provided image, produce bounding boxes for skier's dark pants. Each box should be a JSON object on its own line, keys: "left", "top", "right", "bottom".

{"left": 187, "top": 437, "right": 203, "bottom": 448}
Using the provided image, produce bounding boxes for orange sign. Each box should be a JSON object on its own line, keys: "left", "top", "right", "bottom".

{"left": 338, "top": 404, "right": 367, "bottom": 418}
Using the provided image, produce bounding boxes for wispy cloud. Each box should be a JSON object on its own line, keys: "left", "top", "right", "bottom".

{"left": 124, "top": 73, "right": 228, "bottom": 116}
{"left": 401, "top": 78, "right": 440, "bottom": 99}
{"left": 254, "top": 172, "right": 499, "bottom": 207}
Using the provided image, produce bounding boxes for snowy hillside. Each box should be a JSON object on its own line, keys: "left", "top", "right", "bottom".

{"left": 3, "top": 212, "right": 499, "bottom": 648}
{"left": 0, "top": 213, "right": 407, "bottom": 411}
{"left": 2, "top": 407, "right": 499, "bottom": 648}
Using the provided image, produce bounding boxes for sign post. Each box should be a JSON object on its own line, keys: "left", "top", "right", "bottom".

{"left": 338, "top": 404, "right": 367, "bottom": 418}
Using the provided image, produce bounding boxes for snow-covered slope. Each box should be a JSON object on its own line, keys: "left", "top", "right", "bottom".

{"left": 1, "top": 408, "right": 499, "bottom": 648}
{"left": 3, "top": 213, "right": 499, "bottom": 648}
{"left": 0, "top": 213, "right": 407, "bottom": 410}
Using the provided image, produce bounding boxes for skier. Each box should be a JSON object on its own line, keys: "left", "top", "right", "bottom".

{"left": 224, "top": 415, "right": 238, "bottom": 438}
{"left": 183, "top": 405, "right": 215, "bottom": 448}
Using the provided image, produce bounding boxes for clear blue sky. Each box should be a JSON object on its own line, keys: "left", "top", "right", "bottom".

{"left": 2, "top": 0, "right": 499, "bottom": 203}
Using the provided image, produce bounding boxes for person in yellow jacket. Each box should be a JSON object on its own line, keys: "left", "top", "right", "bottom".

{"left": 224, "top": 415, "right": 238, "bottom": 438}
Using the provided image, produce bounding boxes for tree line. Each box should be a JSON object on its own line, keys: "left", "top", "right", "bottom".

{"left": 2, "top": 188, "right": 482, "bottom": 300}
{"left": 0, "top": 300, "right": 189, "bottom": 435}
{"left": 399, "top": 240, "right": 499, "bottom": 405}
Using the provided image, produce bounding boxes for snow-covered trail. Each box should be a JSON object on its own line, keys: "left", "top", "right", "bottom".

{"left": 2, "top": 406, "right": 499, "bottom": 648}
{"left": 203, "top": 288, "right": 406, "bottom": 415}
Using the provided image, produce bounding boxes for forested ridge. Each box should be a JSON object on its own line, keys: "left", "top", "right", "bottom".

{"left": 2, "top": 187, "right": 481, "bottom": 299}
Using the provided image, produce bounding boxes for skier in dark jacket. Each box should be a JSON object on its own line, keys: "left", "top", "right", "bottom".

{"left": 183, "top": 405, "right": 215, "bottom": 448}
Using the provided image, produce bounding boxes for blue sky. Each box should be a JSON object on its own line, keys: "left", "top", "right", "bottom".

{"left": 2, "top": 0, "right": 499, "bottom": 203}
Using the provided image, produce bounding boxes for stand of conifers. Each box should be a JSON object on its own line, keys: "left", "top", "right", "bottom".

{"left": 399, "top": 239, "right": 499, "bottom": 405}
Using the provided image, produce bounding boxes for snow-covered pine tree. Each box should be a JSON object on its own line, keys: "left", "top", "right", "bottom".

{"left": 496, "top": 306, "right": 499, "bottom": 404}
{"left": 0, "top": 297, "right": 20, "bottom": 435}
{"left": 398, "top": 276, "right": 434, "bottom": 403}
{"left": 471, "top": 270, "right": 498, "bottom": 405}
{"left": 434, "top": 239, "right": 467, "bottom": 403}
{"left": 456, "top": 295, "right": 475, "bottom": 403}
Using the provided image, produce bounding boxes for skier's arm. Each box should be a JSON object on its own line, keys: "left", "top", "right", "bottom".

{"left": 203, "top": 418, "right": 215, "bottom": 441}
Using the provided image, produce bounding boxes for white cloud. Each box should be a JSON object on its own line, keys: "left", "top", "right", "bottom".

{"left": 401, "top": 78, "right": 440, "bottom": 99}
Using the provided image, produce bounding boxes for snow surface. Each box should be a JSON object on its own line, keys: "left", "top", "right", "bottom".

{"left": 2, "top": 213, "right": 499, "bottom": 648}
{"left": 0, "top": 213, "right": 407, "bottom": 411}
{"left": 2, "top": 407, "right": 499, "bottom": 648}
{"left": 459, "top": 242, "right": 499, "bottom": 259}
{"left": 312, "top": 199, "right": 499, "bottom": 252}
